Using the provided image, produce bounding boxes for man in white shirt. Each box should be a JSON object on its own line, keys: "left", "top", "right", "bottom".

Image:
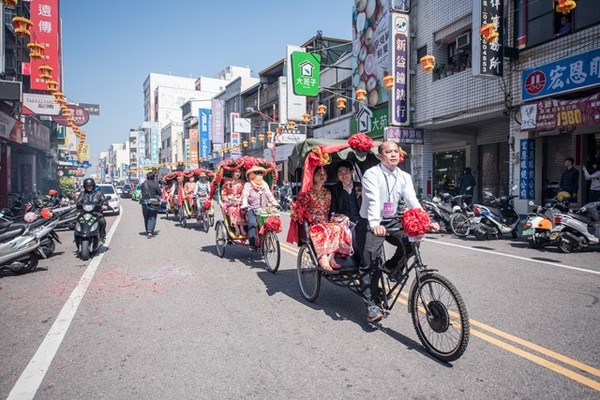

{"left": 355, "top": 140, "right": 423, "bottom": 323}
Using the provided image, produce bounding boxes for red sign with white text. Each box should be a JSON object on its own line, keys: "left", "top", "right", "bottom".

{"left": 30, "top": 0, "right": 61, "bottom": 91}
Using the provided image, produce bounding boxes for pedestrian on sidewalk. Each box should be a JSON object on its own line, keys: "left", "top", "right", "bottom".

{"left": 141, "top": 172, "right": 162, "bottom": 238}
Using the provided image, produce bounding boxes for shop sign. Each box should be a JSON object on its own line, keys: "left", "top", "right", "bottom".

{"left": 23, "top": 116, "right": 50, "bottom": 151}
{"left": 472, "top": 0, "right": 504, "bottom": 79}
{"left": 290, "top": 51, "right": 321, "bottom": 97}
{"left": 351, "top": 106, "right": 388, "bottom": 139}
{"left": 519, "top": 139, "right": 535, "bottom": 200}
{"left": 22, "top": 93, "right": 60, "bottom": 115}
{"left": 522, "top": 47, "right": 600, "bottom": 101}
{"left": 199, "top": 108, "right": 211, "bottom": 159}
{"left": 520, "top": 91, "right": 600, "bottom": 132}
{"left": 268, "top": 122, "right": 307, "bottom": 144}
{"left": 384, "top": 127, "right": 424, "bottom": 144}
{"left": 389, "top": 12, "right": 410, "bottom": 126}
{"left": 0, "top": 110, "right": 23, "bottom": 144}
{"left": 52, "top": 105, "right": 90, "bottom": 126}
{"left": 211, "top": 99, "right": 224, "bottom": 144}
{"left": 189, "top": 128, "right": 199, "bottom": 162}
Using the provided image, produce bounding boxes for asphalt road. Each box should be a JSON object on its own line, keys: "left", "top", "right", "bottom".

{"left": 1, "top": 199, "right": 599, "bottom": 399}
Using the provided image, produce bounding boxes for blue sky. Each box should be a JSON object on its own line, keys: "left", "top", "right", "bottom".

{"left": 59, "top": 0, "right": 354, "bottom": 166}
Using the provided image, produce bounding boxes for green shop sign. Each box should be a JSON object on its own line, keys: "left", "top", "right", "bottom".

{"left": 291, "top": 51, "right": 321, "bottom": 97}
{"left": 351, "top": 106, "right": 388, "bottom": 139}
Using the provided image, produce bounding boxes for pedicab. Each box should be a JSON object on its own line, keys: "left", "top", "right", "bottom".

{"left": 287, "top": 134, "right": 470, "bottom": 362}
{"left": 162, "top": 169, "right": 215, "bottom": 229}
{"left": 209, "top": 156, "right": 282, "bottom": 273}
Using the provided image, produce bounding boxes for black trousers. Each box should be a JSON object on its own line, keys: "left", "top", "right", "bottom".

{"left": 354, "top": 217, "right": 405, "bottom": 307}
{"left": 142, "top": 204, "right": 158, "bottom": 234}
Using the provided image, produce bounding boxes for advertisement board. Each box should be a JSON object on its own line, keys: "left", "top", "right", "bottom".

{"left": 22, "top": 93, "right": 60, "bottom": 115}
{"left": 352, "top": 0, "right": 391, "bottom": 107}
{"left": 199, "top": 109, "right": 211, "bottom": 158}
{"left": 30, "top": 0, "right": 61, "bottom": 91}
{"left": 189, "top": 128, "right": 199, "bottom": 161}
{"left": 211, "top": 99, "right": 224, "bottom": 143}
{"left": 472, "top": 0, "right": 504, "bottom": 78}
{"left": 389, "top": 12, "right": 410, "bottom": 126}
{"left": 286, "top": 45, "right": 308, "bottom": 122}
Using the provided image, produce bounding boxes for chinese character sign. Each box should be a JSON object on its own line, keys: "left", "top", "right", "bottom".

{"left": 521, "top": 92, "right": 600, "bottom": 132}
{"left": 390, "top": 12, "right": 410, "bottom": 126}
{"left": 199, "top": 108, "right": 211, "bottom": 158}
{"left": 472, "top": 0, "right": 504, "bottom": 79}
{"left": 189, "top": 128, "right": 199, "bottom": 162}
{"left": 30, "top": 0, "right": 61, "bottom": 91}
{"left": 211, "top": 99, "right": 224, "bottom": 144}
{"left": 521, "top": 47, "right": 600, "bottom": 101}
{"left": 519, "top": 139, "right": 535, "bottom": 199}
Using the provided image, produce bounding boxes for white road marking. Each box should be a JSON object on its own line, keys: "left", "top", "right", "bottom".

{"left": 425, "top": 238, "right": 600, "bottom": 275}
{"left": 7, "top": 210, "right": 124, "bottom": 400}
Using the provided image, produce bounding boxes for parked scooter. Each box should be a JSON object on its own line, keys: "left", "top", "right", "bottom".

{"left": 421, "top": 192, "right": 468, "bottom": 232}
{"left": 472, "top": 187, "right": 520, "bottom": 240}
{"left": 555, "top": 202, "right": 600, "bottom": 253}
{"left": 522, "top": 198, "right": 569, "bottom": 249}
{"left": 74, "top": 203, "right": 104, "bottom": 260}
{"left": 0, "top": 219, "right": 46, "bottom": 275}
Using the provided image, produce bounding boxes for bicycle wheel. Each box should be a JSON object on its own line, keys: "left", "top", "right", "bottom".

{"left": 262, "top": 231, "right": 280, "bottom": 273}
{"left": 215, "top": 220, "right": 227, "bottom": 258}
{"left": 209, "top": 214, "right": 215, "bottom": 227}
{"left": 408, "top": 273, "right": 470, "bottom": 362}
{"left": 202, "top": 211, "right": 210, "bottom": 232}
{"left": 297, "top": 244, "right": 321, "bottom": 302}
{"left": 449, "top": 213, "right": 469, "bottom": 237}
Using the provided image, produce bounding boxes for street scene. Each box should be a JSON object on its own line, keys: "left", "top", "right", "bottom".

{"left": 1, "top": 0, "right": 600, "bottom": 399}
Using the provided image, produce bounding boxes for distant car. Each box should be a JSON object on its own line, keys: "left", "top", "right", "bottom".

{"left": 97, "top": 184, "right": 121, "bottom": 215}
{"left": 132, "top": 184, "right": 142, "bottom": 202}
{"left": 115, "top": 185, "right": 123, "bottom": 195}
{"left": 121, "top": 184, "right": 133, "bottom": 198}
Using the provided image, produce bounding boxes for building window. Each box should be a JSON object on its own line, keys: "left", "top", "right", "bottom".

{"left": 433, "top": 31, "right": 471, "bottom": 81}
{"left": 519, "top": 0, "right": 600, "bottom": 48}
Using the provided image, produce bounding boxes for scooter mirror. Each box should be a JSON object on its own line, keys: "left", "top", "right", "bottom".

{"left": 528, "top": 200, "right": 534, "bottom": 206}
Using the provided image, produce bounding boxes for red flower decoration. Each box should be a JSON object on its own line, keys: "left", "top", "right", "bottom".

{"left": 401, "top": 208, "right": 431, "bottom": 237}
{"left": 263, "top": 215, "right": 282, "bottom": 233}
{"left": 202, "top": 200, "right": 211, "bottom": 211}
{"left": 348, "top": 132, "right": 373, "bottom": 152}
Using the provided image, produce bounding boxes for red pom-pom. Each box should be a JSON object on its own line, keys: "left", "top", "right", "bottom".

{"left": 263, "top": 215, "right": 282, "bottom": 233}
{"left": 401, "top": 208, "right": 431, "bottom": 237}
{"left": 348, "top": 132, "right": 373, "bottom": 152}
{"left": 202, "top": 200, "right": 211, "bottom": 211}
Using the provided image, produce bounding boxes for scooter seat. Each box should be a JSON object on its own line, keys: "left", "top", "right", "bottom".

{"left": 0, "top": 220, "right": 12, "bottom": 230}
{"left": 571, "top": 213, "right": 594, "bottom": 225}
{"left": 0, "top": 226, "right": 26, "bottom": 242}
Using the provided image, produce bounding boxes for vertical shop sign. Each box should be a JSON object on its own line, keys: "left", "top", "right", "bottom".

{"left": 389, "top": 12, "right": 410, "bottom": 126}
{"left": 199, "top": 108, "right": 211, "bottom": 159}
{"left": 30, "top": 0, "right": 61, "bottom": 90}
{"left": 519, "top": 139, "right": 535, "bottom": 199}
{"left": 211, "top": 99, "right": 224, "bottom": 144}
{"left": 189, "top": 128, "right": 199, "bottom": 162}
{"left": 472, "top": 0, "right": 504, "bottom": 78}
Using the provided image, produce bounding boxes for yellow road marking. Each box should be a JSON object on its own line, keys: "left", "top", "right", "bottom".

{"left": 277, "top": 241, "right": 600, "bottom": 391}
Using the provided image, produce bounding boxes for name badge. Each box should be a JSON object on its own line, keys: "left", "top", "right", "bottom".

{"left": 383, "top": 201, "right": 395, "bottom": 216}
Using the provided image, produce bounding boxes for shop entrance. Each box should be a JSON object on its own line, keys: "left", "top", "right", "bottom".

{"left": 433, "top": 150, "right": 465, "bottom": 195}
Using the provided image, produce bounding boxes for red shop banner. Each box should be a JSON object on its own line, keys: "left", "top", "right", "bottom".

{"left": 521, "top": 91, "right": 600, "bottom": 132}
{"left": 30, "top": 0, "right": 61, "bottom": 91}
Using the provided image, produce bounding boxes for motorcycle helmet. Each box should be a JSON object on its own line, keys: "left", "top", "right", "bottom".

{"left": 24, "top": 212, "right": 37, "bottom": 223}
{"left": 556, "top": 191, "right": 571, "bottom": 202}
{"left": 83, "top": 178, "right": 96, "bottom": 192}
{"left": 40, "top": 208, "right": 53, "bottom": 219}
{"left": 48, "top": 189, "right": 58, "bottom": 196}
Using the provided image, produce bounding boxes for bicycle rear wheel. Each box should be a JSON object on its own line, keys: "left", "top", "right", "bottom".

{"left": 450, "top": 213, "right": 469, "bottom": 237}
{"left": 297, "top": 244, "right": 321, "bottom": 302}
{"left": 408, "top": 273, "right": 470, "bottom": 362}
{"left": 202, "top": 211, "right": 210, "bottom": 232}
{"left": 262, "top": 231, "right": 280, "bottom": 273}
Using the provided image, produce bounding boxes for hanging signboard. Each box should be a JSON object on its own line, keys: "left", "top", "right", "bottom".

{"left": 384, "top": 126, "right": 424, "bottom": 144}
{"left": 268, "top": 122, "right": 307, "bottom": 144}
{"left": 472, "top": 0, "right": 504, "bottom": 78}
{"left": 290, "top": 51, "right": 321, "bottom": 97}
{"left": 389, "top": 12, "right": 410, "bottom": 126}
{"left": 519, "top": 139, "right": 535, "bottom": 200}
{"left": 520, "top": 91, "right": 600, "bottom": 132}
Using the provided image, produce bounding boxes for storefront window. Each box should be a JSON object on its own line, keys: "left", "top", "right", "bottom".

{"left": 433, "top": 150, "right": 465, "bottom": 195}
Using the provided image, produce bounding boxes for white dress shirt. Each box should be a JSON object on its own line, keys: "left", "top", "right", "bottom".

{"left": 359, "top": 163, "right": 421, "bottom": 228}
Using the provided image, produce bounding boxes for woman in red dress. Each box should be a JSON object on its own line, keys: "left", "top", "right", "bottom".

{"left": 222, "top": 168, "right": 246, "bottom": 236}
{"left": 306, "top": 168, "right": 353, "bottom": 271}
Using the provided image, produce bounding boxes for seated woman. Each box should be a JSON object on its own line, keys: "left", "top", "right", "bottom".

{"left": 306, "top": 167, "right": 353, "bottom": 271}
{"left": 195, "top": 172, "right": 211, "bottom": 219}
{"left": 184, "top": 176, "right": 197, "bottom": 210}
{"left": 241, "top": 165, "right": 278, "bottom": 248}
{"left": 221, "top": 168, "right": 246, "bottom": 236}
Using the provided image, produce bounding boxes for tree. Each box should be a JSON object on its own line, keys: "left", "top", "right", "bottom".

{"left": 59, "top": 176, "right": 76, "bottom": 195}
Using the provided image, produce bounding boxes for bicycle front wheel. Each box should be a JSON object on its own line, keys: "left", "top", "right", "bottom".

{"left": 409, "top": 273, "right": 470, "bottom": 362}
{"left": 262, "top": 231, "right": 280, "bottom": 273}
{"left": 450, "top": 213, "right": 469, "bottom": 237}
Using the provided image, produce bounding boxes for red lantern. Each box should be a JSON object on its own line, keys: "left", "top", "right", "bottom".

{"left": 419, "top": 55, "right": 436, "bottom": 72}
{"left": 27, "top": 42, "right": 45, "bottom": 59}
{"left": 355, "top": 89, "right": 367, "bottom": 102}
{"left": 317, "top": 104, "right": 327, "bottom": 116}
{"left": 302, "top": 113, "right": 311, "bottom": 124}
{"left": 46, "top": 80, "right": 59, "bottom": 92}
{"left": 288, "top": 121, "right": 296, "bottom": 130}
{"left": 258, "top": 133, "right": 265, "bottom": 142}
{"left": 2, "top": 0, "right": 19, "bottom": 6}
{"left": 383, "top": 75, "right": 394, "bottom": 90}
{"left": 336, "top": 97, "right": 347, "bottom": 110}
{"left": 479, "top": 23, "right": 498, "bottom": 43}
{"left": 556, "top": 0, "right": 576, "bottom": 14}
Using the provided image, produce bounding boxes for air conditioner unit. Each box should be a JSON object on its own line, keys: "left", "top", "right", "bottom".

{"left": 312, "top": 115, "right": 323, "bottom": 125}
{"left": 456, "top": 33, "right": 470, "bottom": 49}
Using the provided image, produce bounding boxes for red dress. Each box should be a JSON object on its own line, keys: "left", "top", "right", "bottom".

{"left": 307, "top": 186, "right": 352, "bottom": 259}
{"left": 222, "top": 178, "right": 245, "bottom": 226}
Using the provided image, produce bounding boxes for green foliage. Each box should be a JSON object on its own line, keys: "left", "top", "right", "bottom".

{"left": 59, "top": 176, "right": 76, "bottom": 194}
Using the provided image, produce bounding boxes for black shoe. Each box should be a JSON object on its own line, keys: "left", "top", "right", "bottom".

{"left": 366, "top": 305, "right": 384, "bottom": 323}
{"left": 248, "top": 237, "right": 256, "bottom": 248}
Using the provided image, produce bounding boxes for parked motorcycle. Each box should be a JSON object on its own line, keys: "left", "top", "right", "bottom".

{"left": 555, "top": 202, "right": 600, "bottom": 253}
{"left": 522, "top": 199, "right": 568, "bottom": 249}
{"left": 0, "top": 219, "right": 46, "bottom": 275}
{"left": 472, "top": 187, "right": 520, "bottom": 240}
{"left": 74, "top": 203, "right": 103, "bottom": 260}
{"left": 421, "top": 192, "right": 469, "bottom": 232}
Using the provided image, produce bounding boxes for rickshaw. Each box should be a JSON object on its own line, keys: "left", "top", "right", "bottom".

{"left": 209, "top": 157, "right": 282, "bottom": 273}
{"left": 162, "top": 169, "right": 215, "bottom": 229}
{"left": 287, "top": 134, "right": 470, "bottom": 362}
